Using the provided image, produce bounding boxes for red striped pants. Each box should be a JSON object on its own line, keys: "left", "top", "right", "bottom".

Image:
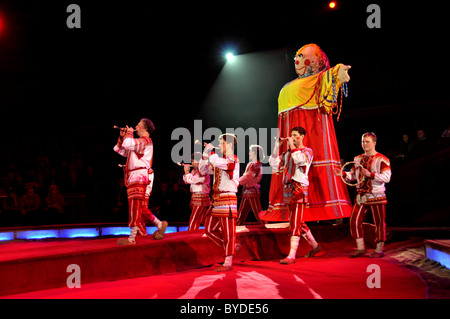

{"left": 204, "top": 213, "right": 236, "bottom": 257}
{"left": 188, "top": 205, "right": 208, "bottom": 230}
{"left": 289, "top": 203, "right": 310, "bottom": 237}
{"left": 237, "top": 195, "right": 265, "bottom": 225}
{"left": 350, "top": 203, "right": 386, "bottom": 243}
{"left": 129, "top": 197, "right": 156, "bottom": 236}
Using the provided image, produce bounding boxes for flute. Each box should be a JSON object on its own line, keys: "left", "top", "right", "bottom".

{"left": 195, "top": 139, "right": 219, "bottom": 150}
{"left": 176, "top": 162, "right": 194, "bottom": 168}
{"left": 113, "top": 125, "right": 135, "bottom": 131}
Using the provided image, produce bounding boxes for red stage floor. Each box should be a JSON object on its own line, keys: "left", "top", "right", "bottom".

{"left": 2, "top": 252, "right": 427, "bottom": 299}
{"left": 1, "top": 223, "right": 443, "bottom": 299}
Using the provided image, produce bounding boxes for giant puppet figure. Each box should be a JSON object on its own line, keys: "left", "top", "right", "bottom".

{"left": 260, "top": 43, "right": 352, "bottom": 222}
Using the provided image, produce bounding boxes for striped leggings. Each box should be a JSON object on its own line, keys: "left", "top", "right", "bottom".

{"left": 188, "top": 205, "right": 208, "bottom": 230}
{"left": 289, "top": 203, "right": 310, "bottom": 237}
{"left": 350, "top": 204, "right": 386, "bottom": 243}
{"left": 237, "top": 195, "right": 265, "bottom": 225}
{"left": 129, "top": 197, "right": 156, "bottom": 236}
{"left": 204, "top": 213, "right": 237, "bottom": 257}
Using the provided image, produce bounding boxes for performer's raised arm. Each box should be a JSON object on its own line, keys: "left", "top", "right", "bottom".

{"left": 183, "top": 169, "right": 206, "bottom": 184}
{"left": 121, "top": 127, "right": 152, "bottom": 157}
{"left": 269, "top": 139, "right": 283, "bottom": 168}
{"left": 113, "top": 127, "right": 130, "bottom": 157}
{"left": 198, "top": 143, "right": 215, "bottom": 175}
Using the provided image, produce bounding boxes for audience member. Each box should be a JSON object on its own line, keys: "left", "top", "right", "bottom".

{"left": 438, "top": 123, "right": 450, "bottom": 147}
{"left": 441, "top": 124, "right": 450, "bottom": 138}
{"left": 409, "top": 128, "right": 435, "bottom": 159}
{"left": 397, "top": 133, "right": 414, "bottom": 162}
{"left": 1, "top": 187, "right": 22, "bottom": 226}
{"left": 20, "top": 183, "right": 41, "bottom": 225}
{"left": 44, "top": 185, "right": 65, "bottom": 224}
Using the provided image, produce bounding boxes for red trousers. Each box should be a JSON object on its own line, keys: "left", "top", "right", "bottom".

{"left": 289, "top": 203, "right": 310, "bottom": 237}
{"left": 237, "top": 195, "right": 265, "bottom": 225}
{"left": 188, "top": 205, "right": 208, "bottom": 230}
{"left": 204, "top": 212, "right": 237, "bottom": 257}
{"left": 129, "top": 197, "right": 156, "bottom": 236}
{"left": 350, "top": 203, "right": 386, "bottom": 243}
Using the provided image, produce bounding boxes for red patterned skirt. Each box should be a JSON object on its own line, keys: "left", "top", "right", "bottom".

{"left": 210, "top": 192, "right": 238, "bottom": 218}
{"left": 260, "top": 108, "right": 352, "bottom": 222}
{"left": 190, "top": 193, "right": 211, "bottom": 207}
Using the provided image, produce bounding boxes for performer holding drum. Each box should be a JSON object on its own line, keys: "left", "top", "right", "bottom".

{"left": 334, "top": 132, "right": 391, "bottom": 258}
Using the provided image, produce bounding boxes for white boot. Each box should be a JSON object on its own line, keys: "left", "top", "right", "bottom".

{"left": 370, "top": 242, "right": 385, "bottom": 258}
{"left": 280, "top": 236, "right": 299, "bottom": 264}
{"left": 349, "top": 238, "right": 366, "bottom": 257}
{"left": 302, "top": 230, "right": 318, "bottom": 249}
{"left": 288, "top": 236, "right": 300, "bottom": 259}
{"left": 303, "top": 230, "right": 321, "bottom": 258}
{"left": 356, "top": 238, "right": 365, "bottom": 250}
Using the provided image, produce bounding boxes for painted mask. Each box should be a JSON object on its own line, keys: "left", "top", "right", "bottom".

{"left": 294, "top": 43, "right": 330, "bottom": 78}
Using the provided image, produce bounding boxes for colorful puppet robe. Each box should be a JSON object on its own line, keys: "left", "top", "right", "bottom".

{"left": 260, "top": 44, "right": 352, "bottom": 222}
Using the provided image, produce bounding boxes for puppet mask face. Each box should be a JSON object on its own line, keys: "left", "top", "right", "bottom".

{"left": 294, "top": 46, "right": 316, "bottom": 77}
{"left": 294, "top": 44, "right": 330, "bottom": 78}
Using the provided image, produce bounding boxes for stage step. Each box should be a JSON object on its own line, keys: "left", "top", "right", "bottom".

{"left": 0, "top": 224, "right": 349, "bottom": 297}
{"left": 424, "top": 239, "right": 450, "bottom": 269}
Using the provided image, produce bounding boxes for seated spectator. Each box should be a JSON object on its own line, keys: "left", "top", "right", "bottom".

{"left": 438, "top": 123, "right": 450, "bottom": 147}
{"left": 441, "top": 124, "right": 450, "bottom": 138}
{"left": 409, "top": 128, "right": 435, "bottom": 159}
{"left": 45, "top": 185, "right": 65, "bottom": 214}
{"left": 20, "top": 183, "right": 41, "bottom": 225}
{"left": 44, "top": 184, "right": 65, "bottom": 224}
{"left": 1, "top": 187, "right": 22, "bottom": 226}
{"left": 398, "top": 133, "right": 414, "bottom": 161}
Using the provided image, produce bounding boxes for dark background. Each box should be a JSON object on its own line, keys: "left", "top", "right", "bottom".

{"left": 0, "top": 0, "right": 449, "bottom": 227}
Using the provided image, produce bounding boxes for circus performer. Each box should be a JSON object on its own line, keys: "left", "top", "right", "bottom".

{"left": 114, "top": 119, "right": 168, "bottom": 245}
{"left": 269, "top": 127, "right": 321, "bottom": 264}
{"left": 334, "top": 132, "right": 391, "bottom": 258}
{"left": 260, "top": 43, "right": 352, "bottom": 223}
{"left": 199, "top": 133, "right": 240, "bottom": 272}
{"left": 183, "top": 152, "right": 211, "bottom": 230}
{"left": 237, "top": 144, "right": 266, "bottom": 225}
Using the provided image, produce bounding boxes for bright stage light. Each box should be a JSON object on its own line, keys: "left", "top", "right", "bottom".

{"left": 226, "top": 52, "right": 236, "bottom": 63}
{"left": 329, "top": 1, "right": 337, "bottom": 9}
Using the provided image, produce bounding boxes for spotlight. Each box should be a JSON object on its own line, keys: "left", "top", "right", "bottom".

{"left": 329, "top": 1, "right": 337, "bottom": 9}
{"left": 226, "top": 52, "right": 236, "bottom": 63}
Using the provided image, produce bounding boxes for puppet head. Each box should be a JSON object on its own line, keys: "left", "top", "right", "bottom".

{"left": 294, "top": 43, "right": 330, "bottom": 78}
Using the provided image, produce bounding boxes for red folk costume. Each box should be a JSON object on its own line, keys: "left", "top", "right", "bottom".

{"left": 269, "top": 146, "right": 314, "bottom": 236}
{"left": 114, "top": 128, "right": 166, "bottom": 243}
{"left": 237, "top": 145, "right": 266, "bottom": 225}
{"left": 199, "top": 134, "right": 240, "bottom": 271}
{"left": 343, "top": 152, "right": 391, "bottom": 252}
{"left": 260, "top": 44, "right": 352, "bottom": 222}
{"left": 183, "top": 165, "right": 211, "bottom": 231}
